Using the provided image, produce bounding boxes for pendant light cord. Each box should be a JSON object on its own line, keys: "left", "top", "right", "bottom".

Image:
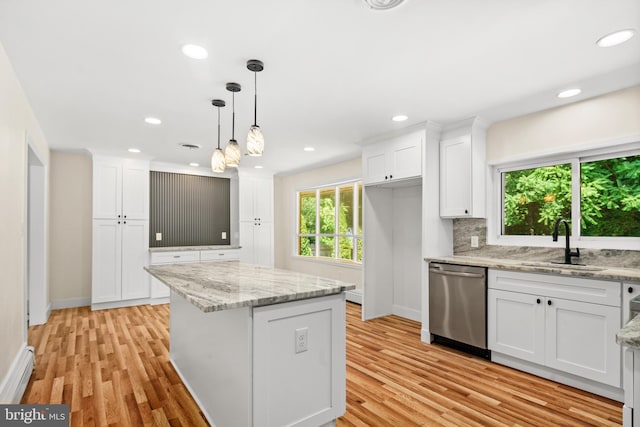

{"left": 232, "top": 91, "right": 235, "bottom": 140}
{"left": 253, "top": 71, "right": 258, "bottom": 127}
{"left": 217, "top": 107, "right": 221, "bottom": 149}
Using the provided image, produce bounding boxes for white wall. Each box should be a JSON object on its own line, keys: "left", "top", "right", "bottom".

{"left": 487, "top": 85, "right": 640, "bottom": 163}
{"left": 0, "top": 41, "right": 49, "bottom": 386}
{"left": 274, "top": 158, "right": 363, "bottom": 289}
{"left": 49, "top": 151, "right": 92, "bottom": 307}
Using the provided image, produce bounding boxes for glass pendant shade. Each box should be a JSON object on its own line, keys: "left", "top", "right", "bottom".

{"left": 246, "top": 125, "right": 264, "bottom": 156}
{"left": 224, "top": 139, "right": 241, "bottom": 167}
{"left": 211, "top": 148, "right": 226, "bottom": 173}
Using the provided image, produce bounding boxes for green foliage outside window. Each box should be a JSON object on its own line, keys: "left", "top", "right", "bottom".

{"left": 503, "top": 155, "right": 640, "bottom": 237}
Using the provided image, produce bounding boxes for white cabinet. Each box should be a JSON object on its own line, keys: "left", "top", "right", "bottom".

{"left": 439, "top": 117, "right": 486, "bottom": 218}
{"left": 623, "top": 282, "right": 640, "bottom": 325}
{"left": 92, "top": 155, "right": 150, "bottom": 308}
{"left": 92, "top": 219, "right": 149, "bottom": 304}
{"left": 488, "top": 269, "right": 622, "bottom": 388}
{"left": 362, "top": 130, "right": 423, "bottom": 186}
{"left": 239, "top": 172, "right": 274, "bottom": 267}
{"left": 93, "top": 157, "right": 149, "bottom": 220}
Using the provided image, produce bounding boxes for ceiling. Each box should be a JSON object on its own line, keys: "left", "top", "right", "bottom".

{"left": 1, "top": 0, "right": 639, "bottom": 175}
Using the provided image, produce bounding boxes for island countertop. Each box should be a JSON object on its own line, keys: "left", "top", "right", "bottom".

{"left": 145, "top": 261, "right": 356, "bottom": 313}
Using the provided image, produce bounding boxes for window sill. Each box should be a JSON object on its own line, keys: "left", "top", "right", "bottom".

{"left": 290, "top": 255, "right": 362, "bottom": 270}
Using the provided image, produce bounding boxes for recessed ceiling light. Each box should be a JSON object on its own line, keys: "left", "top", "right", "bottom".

{"left": 144, "top": 117, "right": 162, "bottom": 125}
{"left": 303, "top": 147, "right": 315, "bottom": 152}
{"left": 128, "top": 148, "right": 141, "bottom": 153}
{"left": 254, "top": 165, "right": 263, "bottom": 169}
{"left": 392, "top": 115, "right": 408, "bottom": 122}
{"left": 181, "top": 44, "right": 208, "bottom": 59}
{"left": 596, "top": 29, "right": 635, "bottom": 47}
{"left": 557, "top": 88, "right": 581, "bottom": 99}
{"left": 189, "top": 162, "right": 199, "bottom": 167}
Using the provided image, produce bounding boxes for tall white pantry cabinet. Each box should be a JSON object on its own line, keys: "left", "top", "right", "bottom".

{"left": 92, "top": 156, "right": 150, "bottom": 309}
{"left": 239, "top": 171, "right": 274, "bottom": 267}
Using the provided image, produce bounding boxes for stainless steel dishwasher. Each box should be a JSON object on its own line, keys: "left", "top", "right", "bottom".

{"left": 429, "top": 262, "right": 488, "bottom": 355}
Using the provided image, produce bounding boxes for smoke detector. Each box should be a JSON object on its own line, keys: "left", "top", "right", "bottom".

{"left": 363, "top": 0, "right": 405, "bottom": 10}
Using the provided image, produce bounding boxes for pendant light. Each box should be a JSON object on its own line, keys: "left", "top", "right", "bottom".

{"left": 211, "top": 99, "right": 226, "bottom": 173}
{"left": 224, "top": 82, "right": 242, "bottom": 167}
{"left": 246, "top": 59, "right": 264, "bottom": 156}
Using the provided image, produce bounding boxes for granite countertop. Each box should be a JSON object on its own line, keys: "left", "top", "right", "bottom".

{"left": 150, "top": 245, "right": 242, "bottom": 253}
{"left": 617, "top": 315, "right": 640, "bottom": 350}
{"left": 145, "top": 261, "right": 356, "bottom": 312}
{"left": 425, "top": 255, "right": 640, "bottom": 282}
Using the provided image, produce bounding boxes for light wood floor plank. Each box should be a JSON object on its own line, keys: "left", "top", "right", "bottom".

{"left": 22, "top": 302, "right": 621, "bottom": 426}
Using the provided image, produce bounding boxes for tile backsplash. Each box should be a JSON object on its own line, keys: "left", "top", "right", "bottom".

{"left": 453, "top": 218, "right": 640, "bottom": 269}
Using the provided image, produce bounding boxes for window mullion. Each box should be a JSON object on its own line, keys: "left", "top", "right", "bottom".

{"left": 571, "top": 159, "right": 580, "bottom": 238}
{"left": 334, "top": 186, "right": 339, "bottom": 259}
{"left": 352, "top": 183, "right": 358, "bottom": 261}
{"left": 315, "top": 189, "right": 320, "bottom": 257}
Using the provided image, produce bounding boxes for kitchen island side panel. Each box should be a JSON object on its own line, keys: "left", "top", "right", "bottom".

{"left": 170, "top": 290, "right": 253, "bottom": 427}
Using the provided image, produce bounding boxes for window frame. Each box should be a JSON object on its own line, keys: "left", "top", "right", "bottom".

{"left": 489, "top": 142, "right": 640, "bottom": 250}
{"left": 295, "top": 179, "right": 363, "bottom": 264}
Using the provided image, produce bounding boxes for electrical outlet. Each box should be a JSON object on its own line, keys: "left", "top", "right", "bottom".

{"left": 471, "top": 236, "right": 479, "bottom": 248}
{"left": 295, "top": 327, "right": 308, "bottom": 353}
{"left": 221, "top": 231, "right": 227, "bottom": 239}
{"left": 155, "top": 232, "right": 162, "bottom": 241}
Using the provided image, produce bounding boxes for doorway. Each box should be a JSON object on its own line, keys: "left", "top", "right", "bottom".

{"left": 26, "top": 144, "right": 47, "bottom": 327}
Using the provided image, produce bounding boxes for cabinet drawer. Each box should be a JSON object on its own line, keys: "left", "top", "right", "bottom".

{"left": 150, "top": 250, "right": 200, "bottom": 264}
{"left": 200, "top": 249, "right": 240, "bottom": 262}
{"left": 488, "top": 269, "right": 620, "bottom": 307}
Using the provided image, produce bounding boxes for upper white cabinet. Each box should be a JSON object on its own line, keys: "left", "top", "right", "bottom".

{"left": 362, "top": 129, "right": 423, "bottom": 186}
{"left": 93, "top": 156, "right": 150, "bottom": 220}
{"left": 439, "top": 117, "right": 487, "bottom": 218}
{"left": 239, "top": 172, "right": 274, "bottom": 267}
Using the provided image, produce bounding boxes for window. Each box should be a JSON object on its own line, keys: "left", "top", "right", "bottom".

{"left": 297, "top": 181, "right": 363, "bottom": 263}
{"left": 498, "top": 151, "right": 640, "bottom": 243}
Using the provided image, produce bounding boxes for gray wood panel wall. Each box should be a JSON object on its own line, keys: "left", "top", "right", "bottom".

{"left": 150, "top": 171, "right": 230, "bottom": 247}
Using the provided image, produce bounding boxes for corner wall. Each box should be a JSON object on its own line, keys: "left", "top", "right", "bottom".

{"left": 273, "top": 158, "right": 363, "bottom": 289}
{"left": 49, "top": 151, "right": 92, "bottom": 307}
{"left": 0, "top": 41, "right": 49, "bottom": 389}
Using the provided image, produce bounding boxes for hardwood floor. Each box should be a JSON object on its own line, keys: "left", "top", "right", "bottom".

{"left": 23, "top": 302, "right": 622, "bottom": 426}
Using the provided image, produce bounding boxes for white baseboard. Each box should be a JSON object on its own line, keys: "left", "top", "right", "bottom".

{"left": 0, "top": 344, "right": 34, "bottom": 404}
{"left": 392, "top": 304, "right": 421, "bottom": 322}
{"left": 51, "top": 297, "right": 91, "bottom": 310}
{"left": 345, "top": 290, "right": 362, "bottom": 305}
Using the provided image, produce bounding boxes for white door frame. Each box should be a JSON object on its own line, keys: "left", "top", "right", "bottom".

{"left": 25, "top": 137, "right": 48, "bottom": 327}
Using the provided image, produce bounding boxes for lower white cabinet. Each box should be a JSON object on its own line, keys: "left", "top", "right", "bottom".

{"left": 240, "top": 220, "right": 273, "bottom": 267}
{"left": 92, "top": 219, "right": 149, "bottom": 304}
{"left": 488, "top": 270, "right": 622, "bottom": 388}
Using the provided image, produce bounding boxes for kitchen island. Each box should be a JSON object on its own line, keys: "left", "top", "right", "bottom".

{"left": 145, "top": 261, "right": 355, "bottom": 427}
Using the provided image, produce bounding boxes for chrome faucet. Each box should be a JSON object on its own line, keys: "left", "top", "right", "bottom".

{"left": 552, "top": 218, "right": 580, "bottom": 264}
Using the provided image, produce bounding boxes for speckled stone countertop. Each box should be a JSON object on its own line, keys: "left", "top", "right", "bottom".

{"left": 425, "top": 255, "right": 640, "bottom": 282}
{"left": 145, "top": 261, "right": 356, "bottom": 312}
{"left": 149, "top": 245, "right": 241, "bottom": 252}
{"left": 617, "top": 315, "right": 640, "bottom": 350}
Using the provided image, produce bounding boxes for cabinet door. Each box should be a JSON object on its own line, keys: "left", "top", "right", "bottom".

{"left": 362, "top": 147, "right": 388, "bottom": 185}
{"left": 93, "top": 159, "right": 122, "bottom": 219}
{"left": 239, "top": 220, "right": 255, "bottom": 264}
{"left": 253, "top": 222, "right": 274, "bottom": 267}
{"left": 488, "top": 289, "right": 545, "bottom": 365}
{"left": 623, "top": 282, "right": 640, "bottom": 325}
{"left": 121, "top": 221, "right": 150, "bottom": 300}
{"left": 122, "top": 162, "right": 149, "bottom": 220}
{"left": 150, "top": 277, "right": 170, "bottom": 299}
{"left": 253, "top": 177, "right": 273, "bottom": 222}
{"left": 389, "top": 132, "right": 422, "bottom": 181}
{"left": 92, "top": 220, "right": 122, "bottom": 303}
{"left": 545, "top": 298, "right": 621, "bottom": 387}
{"left": 440, "top": 135, "right": 472, "bottom": 217}
{"left": 239, "top": 175, "right": 256, "bottom": 221}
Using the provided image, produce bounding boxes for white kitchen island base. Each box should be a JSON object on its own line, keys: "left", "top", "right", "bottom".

{"left": 170, "top": 290, "right": 347, "bottom": 427}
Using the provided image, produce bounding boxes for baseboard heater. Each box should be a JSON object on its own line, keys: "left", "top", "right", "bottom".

{"left": 0, "top": 345, "right": 35, "bottom": 403}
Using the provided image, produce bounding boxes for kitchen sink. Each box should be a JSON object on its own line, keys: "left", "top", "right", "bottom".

{"left": 520, "top": 262, "right": 606, "bottom": 272}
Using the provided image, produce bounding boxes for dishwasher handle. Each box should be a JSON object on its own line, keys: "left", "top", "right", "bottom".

{"left": 429, "top": 268, "right": 485, "bottom": 279}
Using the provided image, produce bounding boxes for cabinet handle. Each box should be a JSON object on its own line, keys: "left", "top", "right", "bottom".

{"left": 547, "top": 300, "right": 552, "bottom": 306}
{"left": 384, "top": 175, "right": 388, "bottom": 180}
{"left": 173, "top": 255, "right": 180, "bottom": 258}
{"left": 629, "top": 286, "right": 634, "bottom": 294}
{"left": 123, "top": 221, "right": 126, "bottom": 224}
{"left": 124, "top": 215, "right": 127, "bottom": 219}
{"left": 117, "top": 221, "right": 120, "bottom": 224}
{"left": 536, "top": 298, "right": 541, "bottom": 304}
{"left": 390, "top": 174, "right": 393, "bottom": 179}
{"left": 118, "top": 214, "right": 121, "bottom": 218}
{"left": 465, "top": 209, "right": 469, "bottom": 214}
